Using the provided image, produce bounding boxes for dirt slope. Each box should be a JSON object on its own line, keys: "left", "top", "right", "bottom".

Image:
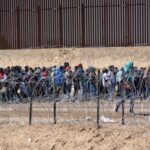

{"left": 0, "top": 46, "right": 150, "bottom": 68}
{"left": 0, "top": 124, "right": 150, "bottom": 150}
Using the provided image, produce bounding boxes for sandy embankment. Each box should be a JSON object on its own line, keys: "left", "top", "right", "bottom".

{"left": 0, "top": 46, "right": 150, "bottom": 68}
{"left": 0, "top": 124, "right": 150, "bottom": 150}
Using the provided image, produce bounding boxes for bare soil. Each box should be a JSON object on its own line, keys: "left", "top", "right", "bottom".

{"left": 0, "top": 47, "right": 150, "bottom": 68}
{"left": 0, "top": 124, "right": 150, "bottom": 150}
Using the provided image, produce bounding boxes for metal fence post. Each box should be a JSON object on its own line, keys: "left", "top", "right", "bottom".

{"left": 29, "top": 97, "right": 33, "bottom": 125}
{"left": 97, "top": 95, "right": 100, "bottom": 128}
{"left": 97, "top": 72, "right": 100, "bottom": 128}
{"left": 37, "top": 6, "right": 41, "bottom": 48}
{"left": 81, "top": 3, "right": 85, "bottom": 47}
{"left": 59, "top": 4, "right": 63, "bottom": 47}
{"left": 122, "top": 100, "right": 125, "bottom": 125}
{"left": 0, "top": 10, "right": 1, "bottom": 37}
{"left": 122, "top": 89, "right": 125, "bottom": 125}
{"left": 54, "top": 100, "right": 56, "bottom": 124}
{"left": 16, "top": 6, "right": 20, "bottom": 49}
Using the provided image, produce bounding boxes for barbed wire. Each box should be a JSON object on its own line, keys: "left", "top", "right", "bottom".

{"left": 0, "top": 45, "right": 150, "bottom": 126}
{"left": 0, "top": 63, "right": 150, "bottom": 126}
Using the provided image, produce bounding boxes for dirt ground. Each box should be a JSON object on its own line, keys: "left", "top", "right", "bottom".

{"left": 0, "top": 101, "right": 150, "bottom": 150}
{"left": 0, "top": 47, "right": 150, "bottom": 150}
{"left": 0, "top": 46, "right": 150, "bottom": 68}
{"left": 0, "top": 124, "right": 150, "bottom": 150}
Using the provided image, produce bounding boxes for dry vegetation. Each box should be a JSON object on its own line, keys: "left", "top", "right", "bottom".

{"left": 0, "top": 46, "right": 150, "bottom": 68}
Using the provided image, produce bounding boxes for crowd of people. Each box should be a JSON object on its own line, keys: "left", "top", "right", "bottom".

{"left": 0, "top": 62, "right": 150, "bottom": 106}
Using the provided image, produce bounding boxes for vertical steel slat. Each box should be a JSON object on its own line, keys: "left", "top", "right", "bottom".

{"left": 116, "top": 0, "right": 118, "bottom": 46}
{"left": 117, "top": 0, "right": 120, "bottom": 46}
{"left": 64, "top": 1, "right": 67, "bottom": 46}
{"left": 91, "top": 0, "right": 93, "bottom": 46}
{"left": 71, "top": 0, "right": 73, "bottom": 46}
{"left": 51, "top": 0, "right": 54, "bottom": 47}
{"left": 33, "top": 1, "right": 35, "bottom": 48}
{"left": 89, "top": 0, "right": 92, "bottom": 47}
{"left": 101, "top": 0, "right": 105, "bottom": 46}
{"left": 63, "top": 0, "right": 66, "bottom": 46}
{"left": 52, "top": 1, "right": 56, "bottom": 46}
{"left": 78, "top": 0, "right": 81, "bottom": 46}
{"left": 13, "top": 0, "right": 15, "bottom": 49}
{"left": 100, "top": 0, "right": 103, "bottom": 46}
{"left": 29, "top": 1, "right": 36, "bottom": 48}
{"left": 122, "top": 0, "right": 126, "bottom": 46}
{"left": 22, "top": 3, "right": 24, "bottom": 48}
{"left": 135, "top": 0, "right": 137, "bottom": 45}
{"left": 42, "top": 0, "right": 44, "bottom": 47}
{"left": 41, "top": 0, "right": 43, "bottom": 47}
{"left": 37, "top": 5, "right": 41, "bottom": 48}
{"left": 73, "top": 0, "right": 75, "bottom": 47}
{"left": 96, "top": 0, "right": 99, "bottom": 46}
{"left": 145, "top": 0, "right": 147, "bottom": 45}
{"left": 1, "top": 1, "right": 3, "bottom": 49}
{"left": 0, "top": 5, "right": 2, "bottom": 49}
{"left": 130, "top": 0, "right": 133, "bottom": 45}
{"left": 125, "top": 0, "right": 128, "bottom": 46}
{"left": 75, "top": 0, "right": 77, "bottom": 46}
{"left": 144, "top": 0, "right": 146, "bottom": 45}
{"left": 5, "top": 0, "right": 8, "bottom": 48}
{"left": 0, "top": 8, "right": 1, "bottom": 47}
{"left": 21, "top": 3, "right": 23, "bottom": 48}
{"left": 59, "top": 4, "right": 63, "bottom": 47}
{"left": 0, "top": 10, "right": 1, "bottom": 40}
{"left": 10, "top": 0, "right": 12, "bottom": 48}
{"left": 115, "top": 0, "right": 117, "bottom": 46}
{"left": 111, "top": 0, "right": 113, "bottom": 46}
{"left": 74, "top": 0, "right": 77, "bottom": 46}
{"left": 49, "top": 0, "right": 52, "bottom": 47}
{"left": 12, "top": 0, "right": 14, "bottom": 49}
{"left": 147, "top": 0, "right": 149, "bottom": 45}
{"left": 110, "top": 0, "right": 113, "bottom": 46}
{"left": 108, "top": 0, "right": 112, "bottom": 46}
{"left": 25, "top": 3, "right": 27, "bottom": 48}
{"left": 120, "top": 0, "right": 123, "bottom": 45}
{"left": 16, "top": 6, "right": 20, "bottom": 49}
{"left": 71, "top": 0, "right": 73, "bottom": 47}
{"left": 84, "top": 0, "right": 87, "bottom": 46}
{"left": 88, "top": 0, "right": 91, "bottom": 47}
{"left": 81, "top": 3, "right": 85, "bottom": 47}
{"left": 0, "top": 8, "right": 2, "bottom": 49}
{"left": 24, "top": 1, "right": 26, "bottom": 48}
{"left": 103, "top": 0, "right": 107, "bottom": 46}
{"left": 2, "top": 2, "right": 5, "bottom": 48}
{"left": 133, "top": 0, "right": 135, "bottom": 45}
{"left": 69, "top": 0, "right": 72, "bottom": 47}
{"left": 128, "top": 0, "right": 131, "bottom": 45}
{"left": 93, "top": 0, "right": 95, "bottom": 47}
{"left": 94, "top": 0, "right": 97, "bottom": 47}
{"left": 139, "top": 0, "right": 141, "bottom": 45}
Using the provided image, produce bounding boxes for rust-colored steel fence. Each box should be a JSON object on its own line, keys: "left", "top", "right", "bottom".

{"left": 0, "top": 0, "right": 150, "bottom": 49}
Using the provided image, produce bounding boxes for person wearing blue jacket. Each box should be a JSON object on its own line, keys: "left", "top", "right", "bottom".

{"left": 54, "top": 67, "right": 64, "bottom": 97}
